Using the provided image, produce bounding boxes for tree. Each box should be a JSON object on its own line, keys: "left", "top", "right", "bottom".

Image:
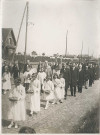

{"left": 31, "top": 51, "right": 37, "bottom": 58}
{"left": 42, "top": 53, "right": 45, "bottom": 56}
{"left": 53, "top": 53, "right": 59, "bottom": 58}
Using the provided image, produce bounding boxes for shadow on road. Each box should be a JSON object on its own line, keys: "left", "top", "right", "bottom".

{"left": 40, "top": 104, "right": 45, "bottom": 108}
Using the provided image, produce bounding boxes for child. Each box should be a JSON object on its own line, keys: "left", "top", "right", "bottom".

{"left": 28, "top": 73, "right": 40, "bottom": 116}
{"left": 52, "top": 73, "right": 62, "bottom": 104}
{"left": 2, "top": 66, "right": 11, "bottom": 94}
{"left": 8, "top": 78, "right": 26, "bottom": 129}
{"left": 42, "top": 76, "right": 55, "bottom": 109}
{"left": 59, "top": 73, "right": 65, "bottom": 100}
{"left": 23, "top": 67, "right": 31, "bottom": 93}
{"left": 37, "top": 67, "right": 46, "bottom": 94}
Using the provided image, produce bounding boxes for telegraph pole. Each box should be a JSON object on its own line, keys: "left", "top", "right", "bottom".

{"left": 11, "top": 3, "right": 27, "bottom": 63}
{"left": 81, "top": 41, "right": 83, "bottom": 62}
{"left": 88, "top": 47, "right": 89, "bottom": 63}
{"left": 65, "top": 30, "right": 68, "bottom": 57}
{"left": 24, "top": 2, "right": 29, "bottom": 64}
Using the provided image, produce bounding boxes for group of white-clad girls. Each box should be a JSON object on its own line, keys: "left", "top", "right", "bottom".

{"left": 5, "top": 64, "right": 65, "bottom": 129}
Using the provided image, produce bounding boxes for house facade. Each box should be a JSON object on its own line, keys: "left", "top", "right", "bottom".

{"left": 2, "top": 28, "right": 16, "bottom": 61}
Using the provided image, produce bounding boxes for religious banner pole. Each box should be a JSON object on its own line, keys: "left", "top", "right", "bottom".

{"left": 24, "top": 2, "right": 29, "bottom": 64}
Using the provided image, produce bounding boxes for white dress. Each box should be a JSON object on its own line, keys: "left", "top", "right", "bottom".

{"left": 42, "top": 80, "right": 55, "bottom": 100}
{"left": 23, "top": 71, "right": 31, "bottom": 84}
{"left": 2, "top": 72, "right": 11, "bottom": 90}
{"left": 37, "top": 72, "right": 46, "bottom": 85}
{"left": 53, "top": 69, "right": 60, "bottom": 76}
{"left": 29, "top": 79, "right": 40, "bottom": 112}
{"left": 60, "top": 78, "right": 65, "bottom": 99}
{"left": 52, "top": 79, "right": 62, "bottom": 100}
{"left": 29, "top": 68, "right": 37, "bottom": 75}
{"left": 8, "top": 85, "right": 26, "bottom": 121}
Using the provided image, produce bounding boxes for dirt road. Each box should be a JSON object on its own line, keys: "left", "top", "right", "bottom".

{"left": 2, "top": 80, "right": 100, "bottom": 133}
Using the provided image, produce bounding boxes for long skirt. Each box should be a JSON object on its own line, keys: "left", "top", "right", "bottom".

{"left": 60, "top": 88, "right": 65, "bottom": 99}
{"left": 8, "top": 99, "right": 26, "bottom": 121}
{"left": 54, "top": 87, "right": 62, "bottom": 100}
{"left": 45, "top": 91, "right": 55, "bottom": 100}
{"left": 30, "top": 93, "right": 40, "bottom": 112}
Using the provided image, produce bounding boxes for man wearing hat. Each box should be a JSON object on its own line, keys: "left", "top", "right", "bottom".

{"left": 70, "top": 63, "right": 78, "bottom": 97}
{"left": 77, "top": 65, "right": 84, "bottom": 93}
{"left": 60, "top": 63, "right": 71, "bottom": 99}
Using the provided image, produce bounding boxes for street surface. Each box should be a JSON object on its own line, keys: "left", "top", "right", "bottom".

{"left": 2, "top": 79, "right": 100, "bottom": 134}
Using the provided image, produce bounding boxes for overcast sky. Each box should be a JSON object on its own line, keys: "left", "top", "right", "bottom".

{"left": 1, "top": 0, "right": 100, "bottom": 57}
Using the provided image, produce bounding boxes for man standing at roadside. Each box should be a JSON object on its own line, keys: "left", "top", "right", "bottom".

{"left": 70, "top": 63, "right": 78, "bottom": 97}
{"left": 60, "top": 63, "right": 70, "bottom": 100}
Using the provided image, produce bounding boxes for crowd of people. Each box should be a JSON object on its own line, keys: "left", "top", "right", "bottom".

{"left": 2, "top": 59, "right": 99, "bottom": 129}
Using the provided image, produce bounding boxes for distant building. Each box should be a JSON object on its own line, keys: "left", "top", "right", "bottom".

{"left": 2, "top": 28, "right": 16, "bottom": 61}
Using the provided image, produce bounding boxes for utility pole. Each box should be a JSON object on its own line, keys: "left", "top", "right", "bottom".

{"left": 65, "top": 30, "right": 68, "bottom": 57}
{"left": 81, "top": 41, "right": 83, "bottom": 62}
{"left": 11, "top": 3, "right": 27, "bottom": 63}
{"left": 24, "top": 2, "right": 29, "bottom": 64}
{"left": 88, "top": 47, "right": 89, "bottom": 63}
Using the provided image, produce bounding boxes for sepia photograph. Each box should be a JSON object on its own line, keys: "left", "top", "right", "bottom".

{"left": 1, "top": 0, "right": 100, "bottom": 134}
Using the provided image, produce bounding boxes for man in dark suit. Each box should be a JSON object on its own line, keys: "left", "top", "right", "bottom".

{"left": 78, "top": 65, "right": 84, "bottom": 93}
{"left": 60, "top": 63, "right": 71, "bottom": 99}
{"left": 12, "top": 61, "right": 20, "bottom": 80}
{"left": 70, "top": 63, "right": 78, "bottom": 97}
{"left": 88, "top": 64, "right": 93, "bottom": 87}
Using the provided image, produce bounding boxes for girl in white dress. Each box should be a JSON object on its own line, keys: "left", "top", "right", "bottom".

{"left": 52, "top": 73, "right": 62, "bottom": 104}
{"left": 23, "top": 67, "right": 31, "bottom": 93}
{"left": 37, "top": 67, "right": 46, "bottom": 95}
{"left": 28, "top": 73, "right": 41, "bottom": 116}
{"left": 8, "top": 78, "right": 26, "bottom": 129}
{"left": 2, "top": 66, "right": 11, "bottom": 94}
{"left": 42, "top": 76, "right": 55, "bottom": 109}
{"left": 59, "top": 74, "right": 65, "bottom": 100}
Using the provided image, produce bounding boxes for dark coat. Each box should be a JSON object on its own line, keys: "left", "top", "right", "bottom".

{"left": 23, "top": 64, "right": 30, "bottom": 73}
{"left": 78, "top": 70, "right": 84, "bottom": 86}
{"left": 84, "top": 69, "right": 89, "bottom": 81}
{"left": 12, "top": 65, "right": 19, "bottom": 79}
{"left": 60, "top": 67, "right": 71, "bottom": 89}
{"left": 88, "top": 67, "right": 93, "bottom": 81}
{"left": 70, "top": 67, "right": 78, "bottom": 87}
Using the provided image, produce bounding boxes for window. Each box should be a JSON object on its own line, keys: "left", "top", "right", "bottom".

{"left": 8, "top": 37, "right": 12, "bottom": 44}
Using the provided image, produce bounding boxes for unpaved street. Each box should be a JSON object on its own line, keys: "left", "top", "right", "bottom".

{"left": 2, "top": 80, "right": 100, "bottom": 133}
